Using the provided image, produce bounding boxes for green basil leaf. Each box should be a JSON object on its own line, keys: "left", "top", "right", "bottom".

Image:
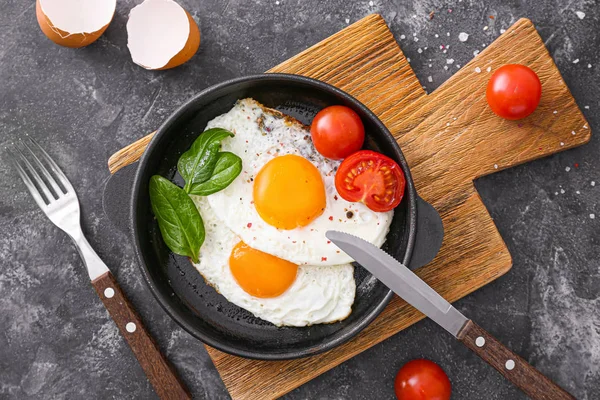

{"left": 188, "top": 152, "right": 242, "bottom": 196}
{"left": 177, "top": 128, "right": 234, "bottom": 192}
{"left": 149, "top": 175, "right": 205, "bottom": 263}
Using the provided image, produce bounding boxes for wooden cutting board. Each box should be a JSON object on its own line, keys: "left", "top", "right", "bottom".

{"left": 107, "top": 15, "right": 590, "bottom": 399}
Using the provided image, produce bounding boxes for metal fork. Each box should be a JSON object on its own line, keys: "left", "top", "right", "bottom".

{"left": 9, "top": 138, "right": 190, "bottom": 400}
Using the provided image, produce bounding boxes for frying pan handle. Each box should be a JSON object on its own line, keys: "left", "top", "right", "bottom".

{"left": 102, "top": 163, "right": 138, "bottom": 235}
{"left": 409, "top": 196, "right": 444, "bottom": 269}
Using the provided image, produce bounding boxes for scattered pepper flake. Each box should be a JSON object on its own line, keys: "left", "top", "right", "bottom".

{"left": 328, "top": 216, "right": 333, "bottom": 221}
{"left": 321, "top": 257, "right": 327, "bottom": 261}
{"left": 575, "top": 163, "right": 579, "bottom": 168}
{"left": 489, "top": 15, "right": 495, "bottom": 19}
{"left": 247, "top": 222, "right": 252, "bottom": 228}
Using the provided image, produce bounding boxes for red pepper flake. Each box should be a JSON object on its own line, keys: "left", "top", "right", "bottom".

{"left": 247, "top": 223, "right": 252, "bottom": 228}
{"left": 328, "top": 216, "right": 333, "bottom": 221}
{"left": 539, "top": 147, "right": 543, "bottom": 150}
{"left": 518, "top": 123, "right": 523, "bottom": 128}
{"left": 327, "top": 240, "right": 331, "bottom": 244}
{"left": 292, "top": 241, "right": 297, "bottom": 243}
{"left": 321, "top": 257, "right": 327, "bottom": 261}
{"left": 489, "top": 15, "right": 495, "bottom": 19}
{"left": 575, "top": 163, "right": 579, "bottom": 168}
{"left": 334, "top": 195, "right": 338, "bottom": 200}
{"left": 336, "top": 250, "right": 340, "bottom": 254}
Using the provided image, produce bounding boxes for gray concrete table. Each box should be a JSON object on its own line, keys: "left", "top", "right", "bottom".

{"left": 1, "top": 1, "right": 598, "bottom": 399}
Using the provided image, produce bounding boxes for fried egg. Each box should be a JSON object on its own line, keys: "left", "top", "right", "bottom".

{"left": 205, "top": 98, "right": 393, "bottom": 266}
{"left": 191, "top": 195, "right": 355, "bottom": 327}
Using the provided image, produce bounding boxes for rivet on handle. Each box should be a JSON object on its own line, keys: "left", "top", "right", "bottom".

{"left": 126, "top": 322, "right": 137, "bottom": 333}
{"left": 104, "top": 287, "right": 115, "bottom": 298}
{"left": 505, "top": 359, "right": 515, "bottom": 370}
{"left": 475, "top": 336, "right": 485, "bottom": 347}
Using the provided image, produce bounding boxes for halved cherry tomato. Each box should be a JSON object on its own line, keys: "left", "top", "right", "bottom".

{"left": 486, "top": 64, "right": 542, "bottom": 120}
{"left": 335, "top": 150, "right": 405, "bottom": 212}
{"left": 310, "top": 105, "right": 365, "bottom": 160}
{"left": 394, "top": 359, "right": 451, "bottom": 400}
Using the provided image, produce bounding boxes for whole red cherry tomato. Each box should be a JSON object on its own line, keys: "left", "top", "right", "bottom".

{"left": 394, "top": 359, "right": 451, "bottom": 400}
{"left": 335, "top": 150, "right": 405, "bottom": 212}
{"left": 310, "top": 105, "right": 365, "bottom": 159}
{"left": 486, "top": 64, "right": 542, "bottom": 120}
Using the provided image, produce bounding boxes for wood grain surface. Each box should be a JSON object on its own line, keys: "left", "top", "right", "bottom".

{"left": 457, "top": 321, "right": 575, "bottom": 399}
{"left": 106, "top": 14, "right": 590, "bottom": 399}
{"left": 92, "top": 272, "right": 191, "bottom": 400}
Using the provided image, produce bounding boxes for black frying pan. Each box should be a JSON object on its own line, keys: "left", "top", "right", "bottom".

{"left": 103, "top": 74, "right": 444, "bottom": 360}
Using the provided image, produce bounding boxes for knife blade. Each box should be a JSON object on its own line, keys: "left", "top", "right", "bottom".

{"left": 325, "top": 230, "right": 468, "bottom": 337}
{"left": 326, "top": 230, "right": 575, "bottom": 400}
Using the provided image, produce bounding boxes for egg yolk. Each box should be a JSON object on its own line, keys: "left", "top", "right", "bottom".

{"left": 253, "top": 154, "right": 326, "bottom": 230}
{"left": 229, "top": 242, "right": 298, "bottom": 298}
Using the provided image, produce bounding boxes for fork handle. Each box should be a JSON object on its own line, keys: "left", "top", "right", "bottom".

{"left": 92, "top": 271, "right": 191, "bottom": 400}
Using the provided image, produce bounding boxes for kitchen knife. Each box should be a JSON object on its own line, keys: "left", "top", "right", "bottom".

{"left": 326, "top": 230, "right": 574, "bottom": 400}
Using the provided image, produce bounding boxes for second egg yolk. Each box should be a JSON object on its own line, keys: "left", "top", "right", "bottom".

{"left": 229, "top": 241, "right": 298, "bottom": 298}
{"left": 253, "top": 154, "right": 326, "bottom": 230}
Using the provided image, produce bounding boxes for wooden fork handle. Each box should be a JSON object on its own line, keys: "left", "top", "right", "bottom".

{"left": 92, "top": 271, "right": 191, "bottom": 400}
{"left": 457, "top": 320, "right": 574, "bottom": 400}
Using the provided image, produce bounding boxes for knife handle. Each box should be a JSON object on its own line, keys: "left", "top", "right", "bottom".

{"left": 457, "top": 320, "right": 573, "bottom": 400}
{"left": 92, "top": 271, "right": 191, "bottom": 400}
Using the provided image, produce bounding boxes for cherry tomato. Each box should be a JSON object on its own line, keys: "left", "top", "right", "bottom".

{"left": 486, "top": 64, "right": 542, "bottom": 120}
{"left": 335, "top": 150, "right": 405, "bottom": 212}
{"left": 310, "top": 105, "right": 365, "bottom": 159}
{"left": 394, "top": 359, "right": 451, "bottom": 400}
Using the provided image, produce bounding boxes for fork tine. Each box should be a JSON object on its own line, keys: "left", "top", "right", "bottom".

{"left": 8, "top": 149, "right": 49, "bottom": 210}
{"left": 27, "top": 137, "right": 74, "bottom": 193}
{"left": 14, "top": 145, "right": 56, "bottom": 202}
{"left": 21, "top": 140, "right": 64, "bottom": 196}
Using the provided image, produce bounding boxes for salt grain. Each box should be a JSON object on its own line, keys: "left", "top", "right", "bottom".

{"left": 400, "top": 34, "right": 406, "bottom": 39}
{"left": 553, "top": 110, "right": 558, "bottom": 114}
{"left": 456, "top": 64, "right": 461, "bottom": 68}
{"left": 486, "top": 66, "right": 491, "bottom": 72}
{"left": 483, "top": 26, "right": 488, "bottom": 31}
{"left": 458, "top": 32, "right": 469, "bottom": 42}
{"left": 584, "top": 105, "right": 590, "bottom": 109}
{"left": 494, "top": 164, "right": 498, "bottom": 169}
{"left": 413, "top": 32, "right": 417, "bottom": 36}
{"left": 590, "top": 214, "right": 596, "bottom": 219}
{"left": 447, "top": 32, "right": 450, "bottom": 36}
{"left": 444, "top": 65, "right": 449, "bottom": 70}
{"left": 427, "top": 76, "right": 433, "bottom": 82}
{"left": 591, "top": 181, "right": 596, "bottom": 187}
{"left": 345, "top": 18, "right": 350, "bottom": 24}
{"left": 573, "top": 59, "right": 580, "bottom": 64}
{"left": 572, "top": 131, "right": 577, "bottom": 135}
{"left": 475, "top": 67, "right": 481, "bottom": 73}
{"left": 555, "top": 192, "right": 559, "bottom": 196}
{"left": 447, "top": 58, "right": 454, "bottom": 64}
{"left": 500, "top": 28, "right": 506, "bottom": 33}
{"left": 565, "top": 167, "right": 571, "bottom": 172}
{"left": 588, "top": 64, "right": 592, "bottom": 68}
{"left": 407, "top": 58, "right": 411, "bottom": 63}
{"left": 446, "top": 122, "right": 450, "bottom": 126}
{"left": 584, "top": 124, "right": 588, "bottom": 129}
{"left": 414, "top": 37, "right": 419, "bottom": 42}
{"left": 435, "top": 34, "right": 439, "bottom": 38}
{"left": 369, "top": 1, "right": 374, "bottom": 6}
{"left": 428, "top": 64, "right": 432, "bottom": 67}
{"left": 576, "top": 191, "right": 581, "bottom": 194}
{"left": 473, "top": 50, "right": 480, "bottom": 56}
{"left": 561, "top": 189, "right": 565, "bottom": 194}
{"left": 576, "top": 11, "right": 585, "bottom": 19}
{"left": 418, "top": 48, "right": 423, "bottom": 53}
{"left": 560, "top": 142, "right": 565, "bottom": 146}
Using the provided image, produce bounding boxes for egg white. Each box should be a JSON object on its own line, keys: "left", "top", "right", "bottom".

{"left": 191, "top": 195, "right": 355, "bottom": 327}
{"left": 205, "top": 98, "right": 394, "bottom": 266}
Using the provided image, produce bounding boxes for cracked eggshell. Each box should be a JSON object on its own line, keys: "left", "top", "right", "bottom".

{"left": 126, "top": 0, "right": 201, "bottom": 70}
{"left": 36, "top": 0, "right": 116, "bottom": 48}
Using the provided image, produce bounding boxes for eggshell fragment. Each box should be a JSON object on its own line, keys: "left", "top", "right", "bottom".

{"left": 127, "top": 0, "right": 201, "bottom": 70}
{"left": 36, "top": 0, "right": 116, "bottom": 48}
